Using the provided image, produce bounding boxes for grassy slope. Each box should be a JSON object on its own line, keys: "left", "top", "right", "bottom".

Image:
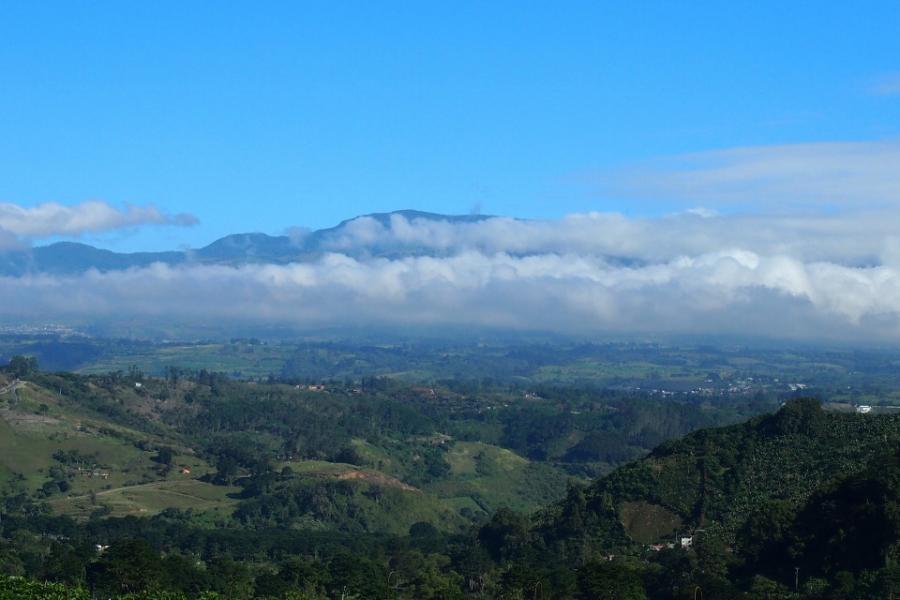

{"left": 50, "top": 479, "right": 240, "bottom": 519}
{"left": 0, "top": 376, "right": 232, "bottom": 519}
{"left": 426, "top": 441, "right": 572, "bottom": 514}
{"left": 1, "top": 385, "right": 149, "bottom": 489}
{"left": 2, "top": 372, "right": 567, "bottom": 532}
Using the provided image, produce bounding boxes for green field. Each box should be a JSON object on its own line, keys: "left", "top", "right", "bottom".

{"left": 76, "top": 343, "right": 293, "bottom": 378}
{"left": 426, "top": 441, "right": 572, "bottom": 513}
{"left": 50, "top": 478, "right": 240, "bottom": 518}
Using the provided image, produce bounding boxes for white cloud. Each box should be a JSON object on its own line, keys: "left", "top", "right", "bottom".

{"left": 0, "top": 228, "right": 25, "bottom": 250}
{"left": 3, "top": 208, "right": 900, "bottom": 341}
{"left": 0, "top": 200, "right": 197, "bottom": 239}
{"left": 318, "top": 211, "right": 900, "bottom": 267}
{"left": 608, "top": 140, "right": 900, "bottom": 209}
{"left": 1, "top": 232, "right": 900, "bottom": 341}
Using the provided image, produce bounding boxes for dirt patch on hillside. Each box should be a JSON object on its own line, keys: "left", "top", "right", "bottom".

{"left": 619, "top": 500, "right": 683, "bottom": 544}
{"left": 333, "top": 470, "right": 419, "bottom": 492}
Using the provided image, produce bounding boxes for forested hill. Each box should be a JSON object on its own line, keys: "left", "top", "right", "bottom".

{"left": 488, "top": 398, "right": 900, "bottom": 596}
{"left": 538, "top": 398, "right": 900, "bottom": 552}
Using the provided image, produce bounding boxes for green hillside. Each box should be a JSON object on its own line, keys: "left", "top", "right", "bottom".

{"left": 474, "top": 398, "right": 900, "bottom": 597}
{"left": 10, "top": 359, "right": 896, "bottom": 598}
{"left": 5, "top": 392, "right": 900, "bottom": 597}
{"left": 0, "top": 365, "right": 587, "bottom": 533}
{"left": 537, "top": 399, "right": 900, "bottom": 553}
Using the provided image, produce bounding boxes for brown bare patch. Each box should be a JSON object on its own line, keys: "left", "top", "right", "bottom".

{"left": 333, "top": 470, "right": 419, "bottom": 492}
{"left": 619, "top": 500, "right": 683, "bottom": 544}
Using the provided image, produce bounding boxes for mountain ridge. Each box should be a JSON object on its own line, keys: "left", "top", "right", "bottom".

{"left": 0, "top": 210, "right": 496, "bottom": 276}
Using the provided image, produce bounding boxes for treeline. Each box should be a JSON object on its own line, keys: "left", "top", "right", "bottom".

{"left": 164, "top": 373, "right": 774, "bottom": 482}
{"left": 0, "top": 510, "right": 468, "bottom": 599}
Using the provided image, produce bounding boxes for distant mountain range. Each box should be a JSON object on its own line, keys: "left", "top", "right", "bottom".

{"left": 0, "top": 210, "right": 493, "bottom": 276}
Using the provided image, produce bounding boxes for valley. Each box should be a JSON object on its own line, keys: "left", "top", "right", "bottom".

{"left": 3, "top": 349, "right": 899, "bottom": 598}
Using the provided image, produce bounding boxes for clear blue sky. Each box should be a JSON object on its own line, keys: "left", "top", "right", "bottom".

{"left": 1, "top": 2, "right": 899, "bottom": 251}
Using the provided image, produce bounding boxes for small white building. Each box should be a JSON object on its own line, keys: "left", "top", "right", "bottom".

{"left": 856, "top": 405, "right": 873, "bottom": 414}
{"left": 680, "top": 536, "right": 693, "bottom": 549}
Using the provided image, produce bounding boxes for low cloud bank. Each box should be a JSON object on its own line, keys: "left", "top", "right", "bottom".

{"left": 0, "top": 200, "right": 197, "bottom": 241}
{"left": 5, "top": 210, "right": 900, "bottom": 341}
{"left": 321, "top": 210, "right": 900, "bottom": 267}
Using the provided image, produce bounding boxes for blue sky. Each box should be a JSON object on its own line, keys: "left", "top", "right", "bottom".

{"left": 1, "top": 2, "right": 899, "bottom": 251}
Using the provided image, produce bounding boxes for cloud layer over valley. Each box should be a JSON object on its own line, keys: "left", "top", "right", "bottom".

{"left": 5, "top": 210, "right": 900, "bottom": 341}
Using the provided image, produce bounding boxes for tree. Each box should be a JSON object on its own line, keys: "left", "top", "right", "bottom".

{"left": 577, "top": 561, "right": 648, "bottom": 600}
{"left": 40, "top": 542, "right": 89, "bottom": 585}
{"left": 327, "top": 553, "right": 388, "bottom": 599}
{"left": 214, "top": 456, "right": 239, "bottom": 485}
{"left": 409, "top": 521, "right": 439, "bottom": 541}
{"left": 87, "top": 538, "right": 164, "bottom": 596}
{"left": 6, "top": 355, "right": 38, "bottom": 378}
{"left": 764, "top": 397, "right": 826, "bottom": 436}
{"left": 477, "top": 508, "right": 531, "bottom": 562}
{"left": 155, "top": 447, "right": 175, "bottom": 465}
{"left": 334, "top": 446, "right": 363, "bottom": 466}
{"left": 207, "top": 556, "right": 255, "bottom": 599}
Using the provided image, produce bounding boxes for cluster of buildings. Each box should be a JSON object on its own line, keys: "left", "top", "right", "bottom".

{"left": 648, "top": 535, "right": 693, "bottom": 552}
{"left": 77, "top": 467, "right": 110, "bottom": 480}
{"left": 295, "top": 383, "right": 327, "bottom": 392}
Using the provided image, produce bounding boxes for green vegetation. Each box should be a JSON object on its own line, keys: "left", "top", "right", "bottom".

{"left": 50, "top": 479, "right": 239, "bottom": 519}
{"left": 6, "top": 351, "right": 900, "bottom": 598}
{"left": 0, "top": 354, "right": 765, "bottom": 531}
{"left": 515, "top": 398, "right": 900, "bottom": 597}
{"left": 9, "top": 334, "right": 900, "bottom": 406}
